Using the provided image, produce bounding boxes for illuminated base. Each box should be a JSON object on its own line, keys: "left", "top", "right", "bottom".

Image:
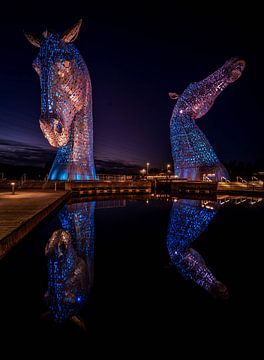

{"left": 174, "top": 163, "right": 229, "bottom": 181}
{"left": 48, "top": 162, "right": 97, "bottom": 181}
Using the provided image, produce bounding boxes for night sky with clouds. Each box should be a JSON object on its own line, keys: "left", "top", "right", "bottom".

{"left": 0, "top": 1, "right": 262, "bottom": 170}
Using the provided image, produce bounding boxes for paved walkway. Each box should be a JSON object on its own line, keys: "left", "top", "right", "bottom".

{"left": 0, "top": 191, "right": 70, "bottom": 259}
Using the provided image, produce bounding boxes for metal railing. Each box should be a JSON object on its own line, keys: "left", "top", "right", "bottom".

{"left": 220, "top": 176, "right": 230, "bottom": 183}
{"left": 97, "top": 174, "right": 134, "bottom": 182}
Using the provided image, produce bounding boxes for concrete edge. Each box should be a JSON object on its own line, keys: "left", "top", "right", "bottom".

{"left": 0, "top": 191, "right": 71, "bottom": 260}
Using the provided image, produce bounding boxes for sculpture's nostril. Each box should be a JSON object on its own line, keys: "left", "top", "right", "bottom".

{"left": 230, "top": 69, "right": 241, "bottom": 81}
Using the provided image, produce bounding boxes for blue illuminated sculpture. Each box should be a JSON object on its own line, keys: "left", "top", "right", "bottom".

{"left": 167, "top": 199, "right": 229, "bottom": 298}
{"left": 45, "top": 201, "right": 95, "bottom": 324}
{"left": 169, "top": 58, "right": 245, "bottom": 181}
{"left": 25, "top": 20, "right": 96, "bottom": 180}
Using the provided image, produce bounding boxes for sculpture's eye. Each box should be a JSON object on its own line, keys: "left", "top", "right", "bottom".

{"left": 57, "top": 60, "right": 71, "bottom": 77}
{"left": 58, "top": 69, "right": 65, "bottom": 78}
{"left": 56, "top": 122, "right": 63, "bottom": 133}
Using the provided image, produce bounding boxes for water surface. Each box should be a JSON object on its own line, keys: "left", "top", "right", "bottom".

{"left": 0, "top": 195, "right": 262, "bottom": 353}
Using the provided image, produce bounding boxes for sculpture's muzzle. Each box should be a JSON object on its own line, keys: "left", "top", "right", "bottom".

{"left": 227, "top": 58, "right": 246, "bottom": 82}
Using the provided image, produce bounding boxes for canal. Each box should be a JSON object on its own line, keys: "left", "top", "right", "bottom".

{"left": 0, "top": 195, "right": 262, "bottom": 354}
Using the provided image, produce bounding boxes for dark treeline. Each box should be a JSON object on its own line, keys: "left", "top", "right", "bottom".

{"left": 224, "top": 159, "right": 264, "bottom": 180}
{"left": 1, "top": 159, "right": 264, "bottom": 180}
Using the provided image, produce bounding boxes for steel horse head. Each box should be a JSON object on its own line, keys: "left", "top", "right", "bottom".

{"left": 25, "top": 19, "right": 97, "bottom": 180}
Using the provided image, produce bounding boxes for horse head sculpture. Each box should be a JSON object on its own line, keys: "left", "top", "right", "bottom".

{"left": 25, "top": 20, "right": 97, "bottom": 180}
{"left": 169, "top": 58, "right": 245, "bottom": 181}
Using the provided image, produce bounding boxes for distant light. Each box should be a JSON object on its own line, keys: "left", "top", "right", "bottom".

{"left": 76, "top": 296, "right": 82, "bottom": 303}
{"left": 11, "top": 182, "right": 15, "bottom": 186}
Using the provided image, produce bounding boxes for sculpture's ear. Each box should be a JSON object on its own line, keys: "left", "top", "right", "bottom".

{"left": 71, "top": 316, "right": 87, "bottom": 331}
{"left": 168, "top": 92, "right": 179, "bottom": 100}
{"left": 41, "top": 311, "right": 51, "bottom": 320}
{"left": 61, "top": 19, "right": 83, "bottom": 43}
{"left": 42, "top": 29, "right": 51, "bottom": 38}
{"left": 24, "top": 32, "right": 41, "bottom": 48}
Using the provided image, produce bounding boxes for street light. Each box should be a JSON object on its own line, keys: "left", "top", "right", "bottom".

{"left": 140, "top": 168, "right": 146, "bottom": 177}
{"left": 11, "top": 182, "right": 15, "bottom": 195}
{"left": 146, "top": 162, "right": 150, "bottom": 176}
{"left": 167, "top": 164, "right": 171, "bottom": 176}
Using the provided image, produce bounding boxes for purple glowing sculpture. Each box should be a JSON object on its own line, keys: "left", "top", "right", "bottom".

{"left": 170, "top": 58, "right": 245, "bottom": 181}
{"left": 45, "top": 201, "right": 95, "bottom": 324}
{"left": 167, "top": 199, "right": 229, "bottom": 299}
{"left": 25, "top": 20, "right": 96, "bottom": 180}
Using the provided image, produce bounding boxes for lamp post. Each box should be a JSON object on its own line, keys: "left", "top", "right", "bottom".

{"left": 146, "top": 162, "right": 150, "bottom": 176}
{"left": 140, "top": 168, "right": 146, "bottom": 178}
{"left": 167, "top": 164, "right": 171, "bottom": 177}
{"left": 11, "top": 182, "right": 15, "bottom": 195}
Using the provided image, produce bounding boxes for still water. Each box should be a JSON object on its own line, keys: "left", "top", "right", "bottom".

{"left": 0, "top": 195, "right": 262, "bottom": 353}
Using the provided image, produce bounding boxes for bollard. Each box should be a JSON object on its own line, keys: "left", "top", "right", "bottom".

{"left": 11, "top": 182, "right": 15, "bottom": 195}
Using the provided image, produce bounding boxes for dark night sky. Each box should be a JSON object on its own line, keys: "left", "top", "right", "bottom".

{"left": 0, "top": 1, "right": 262, "bottom": 169}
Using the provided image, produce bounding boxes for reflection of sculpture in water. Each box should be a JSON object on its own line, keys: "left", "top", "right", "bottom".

{"left": 44, "top": 201, "right": 95, "bottom": 326}
{"left": 167, "top": 199, "right": 229, "bottom": 299}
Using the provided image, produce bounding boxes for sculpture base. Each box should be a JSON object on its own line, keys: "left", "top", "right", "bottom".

{"left": 48, "top": 162, "right": 97, "bottom": 181}
{"left": 174, "top": 163, "right": 229, "bottom": 181}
